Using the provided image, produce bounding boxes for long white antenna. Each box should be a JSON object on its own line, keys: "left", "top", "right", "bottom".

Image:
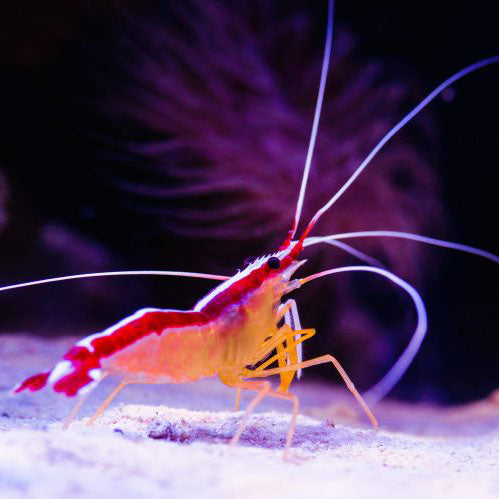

{"left": 321, "top": 239, "right": 385, "bottom": 267}
{"left": 290, "top": 0, "right": 334, "bottom": 239}
{"left": 303, "top": 230, "right": 499, "bottom": 264}
{"left": 0, "top": 270, "right": 229, "bottom": 293}
{"left": 305, "top": 55, "right": 499, "bottom": 229}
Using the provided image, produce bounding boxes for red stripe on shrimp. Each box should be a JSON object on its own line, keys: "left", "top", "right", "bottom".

{"left": 80, "top": 308, "right": 210, "bottom": 357}
{"left": 19, "top": 308, "right": 210, "bottom": 396}
{"left": 197, "top": 251, "right": 297, "bottom": 318}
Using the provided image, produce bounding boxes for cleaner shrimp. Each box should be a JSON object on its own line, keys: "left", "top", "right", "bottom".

{"left": 4, "top": 0, "right": 499, "bottom": 459}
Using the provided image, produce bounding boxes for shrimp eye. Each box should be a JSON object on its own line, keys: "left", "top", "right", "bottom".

{"left": 244, "top": 256, "right": 257, "bottom": 268}
{"left": 267, "top": 257, "right": 280, "bottom": 269}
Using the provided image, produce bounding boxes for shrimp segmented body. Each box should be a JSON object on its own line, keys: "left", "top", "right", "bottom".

{"left": 9, "top": 0, "right": 499, "bottom": 458}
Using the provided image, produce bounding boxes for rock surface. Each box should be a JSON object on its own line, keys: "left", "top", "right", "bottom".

{"left": 1, "top": 335, "right": 498, "bottom": 498}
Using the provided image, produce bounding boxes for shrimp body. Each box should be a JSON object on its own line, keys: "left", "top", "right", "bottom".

{"left": 15, "top": 250, "right": 304, "bottom": 396}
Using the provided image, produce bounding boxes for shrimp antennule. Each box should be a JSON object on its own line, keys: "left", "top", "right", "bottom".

{"left": 280, "top": 0, "right": 334, "bottom": 250}
{"left": 303, "top": 231, "right": 499, "bottom": 264}
{"left": 285, "top": 55, "right": 499, "bottom": 258}
{"left": 299, "top": 55, "right": 499, "bottom": 233}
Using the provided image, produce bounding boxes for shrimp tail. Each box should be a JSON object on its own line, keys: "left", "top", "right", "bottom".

{"left": 13, "top": 371, "right": 51, "bottom": 393}
{"left": 14, "top": 346, "right": 103, "bottom": 397}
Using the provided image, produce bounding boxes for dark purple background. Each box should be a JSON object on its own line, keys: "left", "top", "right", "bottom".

{"left": 0, "top": 1, "right": 497, "bottom": 403}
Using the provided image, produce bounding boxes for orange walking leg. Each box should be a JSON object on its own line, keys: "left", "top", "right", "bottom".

{"left": 246, "top": 355, "right": 379, "bottom": 429}
{"left": 86, "top": 377, "right": 134, "bottom": 426}
{"left": 234, "top": 387, "right": 242, "bottom": 411}
{"left": 62, "top": 372, "right": 109, "bottom": 430}
{"left": 250, "top": 328, "right": 316, "bottom": 394}
{"left": 230, "top": 381, "right": 271, "bottom": 446}
{"left": 230, "top": 379, "right": 301, "bottom": 460}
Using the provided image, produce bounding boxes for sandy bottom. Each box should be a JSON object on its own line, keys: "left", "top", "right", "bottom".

{"left": 1, "top": 335, "right": 498, "bottom": 498}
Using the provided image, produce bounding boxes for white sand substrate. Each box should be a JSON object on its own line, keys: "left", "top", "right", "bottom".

{"left": 1, "top": 335, "right": 498, "bottom": 499}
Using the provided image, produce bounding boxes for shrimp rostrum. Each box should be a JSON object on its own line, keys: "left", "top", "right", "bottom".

{"left": 8, "top": 0, "right": 499, "bottom": 459}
